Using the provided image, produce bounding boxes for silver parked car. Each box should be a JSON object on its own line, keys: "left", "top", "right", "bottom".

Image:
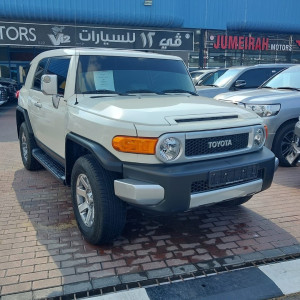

{"left": 286, "top": 118, "right": 300, "bottom": 165}
{"left": 215, "top": 65, "right": 300, "bottom": 167}
{"left": 196, "top": 64, "right": 292, "bottom": 98}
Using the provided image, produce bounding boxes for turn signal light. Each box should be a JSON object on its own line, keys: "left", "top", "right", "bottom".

{"left": 112, "top": 136, "right": 158, "bottom": 154}
{"left": 264, "top": 125, "right": 268, "bottom": 139}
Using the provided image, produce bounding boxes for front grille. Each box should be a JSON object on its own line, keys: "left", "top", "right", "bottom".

{"left": 191, "top": 169, "right": 263, "bottom": 194}
{"left": 185, "top": 133, "right": 249, "bottom": 156}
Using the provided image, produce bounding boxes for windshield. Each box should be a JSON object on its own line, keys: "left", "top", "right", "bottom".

{"left": 263, "top": 67, "right": 300, "bottom": 89}
{"left": 200, "top": 69, "right": 228, "bottom": 86}
{"left": 190, "top": 71, "right": 204, "bottom": 79}
{"left": 76, "top": 55, "right": 196, "bottom": 94}
{"left": 213, "top": 69, "right": 241, "bottom": 87}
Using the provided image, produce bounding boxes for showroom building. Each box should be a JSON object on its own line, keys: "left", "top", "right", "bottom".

{"left": 1, "top": 0, "right": 300, "bottom": 84}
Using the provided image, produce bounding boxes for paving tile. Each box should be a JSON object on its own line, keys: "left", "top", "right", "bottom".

{"left": 172, "top": 264, "right": 197, "bottom": 275}
{"left": 33, "top": 287, "right": 63, "bottom": 300}
{"left": 92, "top": 276, "right": 121, "bottom": 289}
{"left": 146, "top": 267, "right": 173, "bottom": 279}
{"left": 1, "top": 291, "right": 33, "bottom": 300}
{"left": 260, "top": 248, "right": 284, "bottom": 259}
{"left": 120, "top": 273, "right": 147, "bottom": 283}
{"left": 63, "top": 281, "right": 92, "bottom": 295}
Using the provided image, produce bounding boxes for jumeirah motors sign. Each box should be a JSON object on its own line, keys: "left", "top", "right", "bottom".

{"left": 209, "top": 34, "right": 293, "bottom": 52}
{"left": 0, "top": 21, "right": 194, "bottom": 51}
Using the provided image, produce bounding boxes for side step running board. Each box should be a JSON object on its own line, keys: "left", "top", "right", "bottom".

{"left": 32, "top": 148, "right": 65, "bottom": 184}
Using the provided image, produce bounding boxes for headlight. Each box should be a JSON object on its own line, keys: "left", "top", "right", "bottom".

{"left": 253, "top": 127, "right": 265, "bottom": 148}
{"left": 245, "top": 104, "right": 280, "bottom": 117}
{"left": 157, "top": 137, "right": 181, "bottom": 162}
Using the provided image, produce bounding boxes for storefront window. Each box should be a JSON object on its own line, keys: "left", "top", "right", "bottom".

{"left": 203, "top": 30, "right": 295, "bottom": 68}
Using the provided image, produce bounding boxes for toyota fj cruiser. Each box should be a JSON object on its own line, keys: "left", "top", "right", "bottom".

{"left": 16, "top": 48, "right": 278, "bottom": 245}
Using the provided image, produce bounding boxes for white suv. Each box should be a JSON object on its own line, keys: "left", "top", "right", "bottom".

{"left": 17, "top": 48, "right": 277, "bottom": 244}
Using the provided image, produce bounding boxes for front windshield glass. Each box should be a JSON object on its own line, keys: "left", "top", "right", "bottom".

{"left": 263, "top": 67, "right": 300, "bottom": 89}
{"left": 76, "top": 55, "right": 196, "bottom": 94}
{"left": 213, "top": 69, "right": 241, "bottom": 87}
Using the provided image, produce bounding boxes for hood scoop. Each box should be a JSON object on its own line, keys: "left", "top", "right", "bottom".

{"left": 175, "top": 115, "right": 238, "bottom": 123}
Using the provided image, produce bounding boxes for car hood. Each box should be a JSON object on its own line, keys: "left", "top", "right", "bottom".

{"left": 215, "top": 88, "right": 300, "bottom": 104}
{"left": 72, "top": 94, "right": 260, "bottom": 127}
{"left": 196, "top": 86, "right": 228, "bottom": 98}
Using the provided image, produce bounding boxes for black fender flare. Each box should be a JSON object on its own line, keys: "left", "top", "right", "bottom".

{"left": 65, "top": 133, "right": 123, "bottom": 185}
{"left": 16, "top": 105, "right": 34, "bottom": 137}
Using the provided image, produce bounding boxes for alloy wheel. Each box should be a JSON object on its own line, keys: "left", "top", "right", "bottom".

{"left": 76, "top": 174, "right": 95, "bottom": 227}
{"left": 21, "top": 131, "right": 28, "bottom": 162}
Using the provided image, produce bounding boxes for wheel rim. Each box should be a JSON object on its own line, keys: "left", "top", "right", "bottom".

{"left": 281, "top": 129, "right": 295, "bottom": 160}
{"left": 21, "top": 132, "right": 28, "bottom": 162}
{"left": 76, "top": 174, "right": 94, "bottom": 227}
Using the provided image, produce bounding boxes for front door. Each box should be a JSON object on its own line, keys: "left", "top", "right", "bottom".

{"left": 29, "top": 56, "right": 71, "bottom": 159}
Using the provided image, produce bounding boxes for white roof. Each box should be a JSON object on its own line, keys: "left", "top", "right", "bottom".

{"left": 31, "top": 47, "right": 182, "bottom": 64}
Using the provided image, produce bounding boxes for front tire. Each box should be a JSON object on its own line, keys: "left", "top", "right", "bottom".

{"left": 71, "top": 155, "right": 127, "bottom": 245}
{"left": 272, "top": 122, "right": 298, "bottom": 167}
{"left": 19, "top": 122, "right": 42, "bottom": 171}
{"left": 218, "top": 196, "right": 252, "bottom": 207}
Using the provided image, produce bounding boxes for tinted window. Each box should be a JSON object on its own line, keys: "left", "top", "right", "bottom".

{"left": 200, "top": 69, "right": 228, "bottom": 86}
{"left": 46, "top": 57, "right": 70, "bottom": 95}
{"left": 236, "top": 68, "right": 284, "bottom": 89}
{"left": 33, "top": 58, "right": 48, "bottom": 90}
{"left": 76, "top": 55, "right": 195, "bottom": 94}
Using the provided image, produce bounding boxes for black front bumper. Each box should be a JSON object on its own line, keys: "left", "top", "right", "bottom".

{"left": 122, "top": 147, "right": 276, "bottom": 213}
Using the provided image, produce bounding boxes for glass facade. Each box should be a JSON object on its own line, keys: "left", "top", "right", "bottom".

{"left": 198, "top": 30, "right": 300, "bottom": 68}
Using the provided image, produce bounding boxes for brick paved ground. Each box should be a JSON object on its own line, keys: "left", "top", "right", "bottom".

{"left": 0, "top": 103, "right": 299, "bottom": 298}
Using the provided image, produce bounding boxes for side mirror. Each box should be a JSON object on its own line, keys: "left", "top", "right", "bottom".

{"left": 234, "top": 80, "right": 246, "bottom": 88}
{"left": 41, "top": 74, "right": 57, "bottom": 95}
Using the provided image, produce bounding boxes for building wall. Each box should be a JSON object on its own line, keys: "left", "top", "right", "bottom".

{"left": 185, "top": 0, "right": 300, "bottom": 33}
{"left": 0, "top": 0, "right": 300, "bottom": 33}
{"left": 0, "top": 0, "right": 185, "bottom": 28}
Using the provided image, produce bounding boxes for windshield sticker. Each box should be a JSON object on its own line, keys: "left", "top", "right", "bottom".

{"left": 93, "top": 71, "right": 115, "bottom": 91}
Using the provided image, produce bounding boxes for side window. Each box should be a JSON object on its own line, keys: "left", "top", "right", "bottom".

{"left": 265, "top": 68, "right": 283, "bottom": 79}
{"left": 33, "top": 58, "right": 48, "bottom": 90}
{"left": 237, "top": 69, "right": 274, "bottom": 88}
{"left": 46, "top": 57, "right": 70, "bottom": 95}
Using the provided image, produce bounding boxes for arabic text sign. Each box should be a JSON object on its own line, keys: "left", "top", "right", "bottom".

{"left": 0, "top": 21, "right": 194, "bottom": 51}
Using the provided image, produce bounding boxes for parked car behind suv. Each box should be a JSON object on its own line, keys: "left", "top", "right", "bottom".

{"left": 196, "top": 64, "right": 292, "bottom": 98}
{"left": 0, "top": 84, "right": 9, "bottom": 106}
{"left": 215, "top": 65, "right": 300, "bottom": 167}
{"left": 0, "top": 77, "right": 18, "bottom": 101}
{"left": 195, "top": 68, "right": 228, "bottom": 86}
{"left": 190, "top": 69, "right": 218, "bottom": 84}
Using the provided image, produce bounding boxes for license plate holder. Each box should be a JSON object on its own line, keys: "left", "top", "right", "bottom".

{"left": 209, "top": 165, "right": 258, "bottom": 188}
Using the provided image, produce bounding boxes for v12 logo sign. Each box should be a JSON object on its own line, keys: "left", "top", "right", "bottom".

{"left": 48, "top": 26, "right": 71, "bottom": 46}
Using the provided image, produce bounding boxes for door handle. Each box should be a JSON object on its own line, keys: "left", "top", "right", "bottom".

{"left": 34, "top": 102, "right": 42, "bottom": 108}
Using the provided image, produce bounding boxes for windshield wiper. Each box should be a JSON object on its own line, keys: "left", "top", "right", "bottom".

{"left": 82, "top": 89, "right": 125, "bottom": 95}
{"left": 260, "top": 86, "right": 274, "bottom": 89}
{"left": 276, "top": 87, "right": 300, "bottom": 91}
{"left": 203, "top": 84, "right": 218, "bottom": 87}
{"left": 162, "top": 89, "right": 198, "bottom": 96}
{"left": 125, "top": 89, "right": 162, "bottom": 94}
